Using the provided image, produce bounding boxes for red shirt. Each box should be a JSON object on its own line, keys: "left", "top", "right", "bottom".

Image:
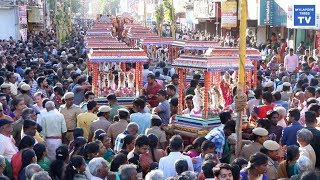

{"left": 11, "top": 152, "right": 22, "bottom": 180}
{"left": 257, "top": 105, "right": 275, "bottom": 119}
{"left": 145, "top": 82, "right": 162, "bottom": 107}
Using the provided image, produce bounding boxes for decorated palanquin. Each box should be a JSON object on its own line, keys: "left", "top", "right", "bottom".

{"left": 209, "top": 47, "right": 262, "bottom": 90}
{"left": 169, "top": 48, "right": 261, "bottom": 137}
{"left": 87, "top": 48, "right": 148, "bottom": 108}
{"left": 122, "top": 24, "right": 158, "bottom": 47}
{"left": 87, "top": 42, "right": 128, "bottom": 49}
{"left": 183, "top": 41, "right": 220, "bottom": 51}
{"left": 168, "top": 41, "right": 220, "bottom": 65}
{"left": 139, "top": 37, "right": 174, "bottom": 66}
{"left": 85, "top": 21, "right": 148, "bottom": 107}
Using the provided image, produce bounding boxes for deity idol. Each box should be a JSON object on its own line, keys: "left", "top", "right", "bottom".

{"left": 107, "top": 72, "right": 116, "bottom": 90}
{"left": 209, "top": 85, "right": 223, "bottom": 114}
{"left": 127, "top": 72, "right": 135, "bottom": 89}
{"left": 190, "top": 87, "right": 204, "bottom": 118}
{"left": 118, "top": 71, "right": 126, "bottom": 90}
{"left": 220, "top": 72, "right": 232, "bottom": 105}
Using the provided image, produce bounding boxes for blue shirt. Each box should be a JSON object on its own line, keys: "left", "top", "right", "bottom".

{"left": 114, "top": 130, "right": 130, "bottom": 153}
{"left": 205, "top": 125, "right": 225, "bottom": 158}
{"left": 157, "top": 100, "right": 170, "bottom": 125}
{"left": 281, "top": 121, "right": 304, "bottom": 146}
{"left": 193, "top": 155, "right": 204, "bottom": 174}
{"left": 72, "top": 84, "right": 85, "bottom": 105}
{"left": 16, "top": 67, "right": 24, "bottom": 78}
{"left": 273, "top": 100, "right": 289, "bottom": 110}
{"left": 130, "top": 112, "right": 151, "bottom": 135}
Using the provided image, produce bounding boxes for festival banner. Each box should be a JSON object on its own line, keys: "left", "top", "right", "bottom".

{"left": 28, "top": 7, "right": 44, "bottom": 23}
{"left": 259, "top": 0, "right": 287, "bottom": 26}
{"left": 19, "top": 28, "right": 28, "bottom": 41}
{"left": 316, "top": 31, "right": 320, "bottom": 50}
{"left": 19, "top": 5, "right": 27, "bottom": 25}
{"left": 193, "top": 0, "right": 210, "bottom": 19}
{"left": 221, "top": 0, "right": 237, "bottom": 28}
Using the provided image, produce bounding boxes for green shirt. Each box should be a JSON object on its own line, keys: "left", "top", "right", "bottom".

{"left": 4, "top": 158, "right": 12, "bottom": 179}
{"left": 103, "top": 148, "right": 115, "bottom": 162}
{"left": 186, "top": 87, "right": 196, "bottom": 95}
{"left": 110, "top": 103, "right": 127, "bottom": 121}
{"left": 38, "top": 157, "right": 51, "bottom": 172}
{"left": 287, "top": 163, "right": 299, "bottom": 177}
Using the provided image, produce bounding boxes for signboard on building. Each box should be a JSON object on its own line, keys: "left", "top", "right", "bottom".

{"left": 287, "top": 3, "right": 320, "bottom": 29}
{"left": 293, "top": 5, "right": 315, "bottom": 26}
{"left": 316, "top": 31, "right": 320, "bottom": 50}
{"left": 28, "top": 7, "right": 44, "bottom": 23}
{"left": 19, "top": 28, "right": 27, "bottom": 41}
{"left": 259, "top": 0, "right": 287, "bottom": 26}
{"left": 193, "top": 0, "right": 209, "bottom": 19}
{"left": 221, "top": 0, "right": 237, "bottom": 28}
{"left": 19, "top": 5, "right": 27, "bottom": 25}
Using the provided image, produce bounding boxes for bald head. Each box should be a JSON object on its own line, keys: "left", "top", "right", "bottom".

{"left": 295, "top": 91, "right": 305, "bottom": 102}
{"left": 282, "top": 76, "right": 289, "bottom": 82}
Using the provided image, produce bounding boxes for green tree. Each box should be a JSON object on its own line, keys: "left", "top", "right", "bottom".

{"left": 155, "top": 5, "right": 164, "bottom": 37}
{"left": 104, "top": 0, "right": 120, "bottom": 15}
{"left": 71, "top": 0, "right": 82, "bottom": 14}
{"left": 162, "top": 0, "right": 175, "bottom": 39}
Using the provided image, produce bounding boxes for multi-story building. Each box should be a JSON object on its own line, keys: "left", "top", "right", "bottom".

{"left": 0, "top": 0, "right": 19, "bottom": 39}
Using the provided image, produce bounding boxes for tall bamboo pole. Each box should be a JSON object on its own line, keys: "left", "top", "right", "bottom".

{"left": 235, "top": 0, "right": 247, "bottom": 158}
{"left": 54, "top": 0, "right": 57, "bottom": 18}
{"left": 70, "top": 0, "right": 72, "bottom": 16}
{"left": 171, "top": 0, "right": 175, "bottom": 40}
{"left": 69, "top": 0, "right": 72, "bottom": 31}
{"left": 144, "top": 0, "right": 147, "bottom": 27}
{"left": 61, "top": 0, "right": 64, "bottom": 11}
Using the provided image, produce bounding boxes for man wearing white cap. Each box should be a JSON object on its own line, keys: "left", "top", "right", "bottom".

{"left": 16, "top": 84, "right": 33, "bottom": 107}
{"left": 59, "top": 92, "right": 82, "bottom": 144}
{"left": 0, "top": 83, "right": 11, "bottom": 96}
{"left": 88, "top": 105, "right": 111, "bottom": 142}
{"left": 240, "top": 127, "right": 268, "bottom": 161}
{"left": 281, "top": 82, "right": 292, "bottom": 101}
{"left": 260, "top": 140, "right": 280, "bottom": 180}
{"left": 6, "top": 72, "right": 18, "bottom": 96}
{"left": 263, "top": 81, "right": 274, "bottom": 93}
{"left": 41, "top": 101, "right": 67, "bottom": 160}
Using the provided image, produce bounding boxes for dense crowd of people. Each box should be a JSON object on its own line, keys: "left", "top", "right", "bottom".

{"left": 1, "top": 18, "right": 320, "bottom": 180}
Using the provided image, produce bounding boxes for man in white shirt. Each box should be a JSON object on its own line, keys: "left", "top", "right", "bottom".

{"left": 284, "top": 48, "right": 299, "bottom": 73}
{"left": 41, "top": 101, "right": 67, "bottom": 160}
{"left": 142, "top": 64, "right": 153, "bottom": 85}
{"left": 159, "top": 135, "right": 194, "bottom": 179}
{"left": 313, "top": 49, "right": 320, "bottom": 61}
{"left": 274, "top": 106, "right": 287, "bottom": 128}
{"left": 0, "top": 118, "right": 18, "bottom": 162}
{"left": 7, "top": 72, "right": 18, "bottom": 96}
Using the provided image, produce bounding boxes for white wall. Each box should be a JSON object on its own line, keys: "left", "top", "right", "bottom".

{"left": 0, "top": 7, "right": 19, "bottom": 40}
{"left": 256, "top": 26, "right": 266, "bottom": 45}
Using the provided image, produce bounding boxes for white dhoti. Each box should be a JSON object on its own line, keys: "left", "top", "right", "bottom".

{"left": 46, "top": 138, "right": 62, "bottom": 161}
